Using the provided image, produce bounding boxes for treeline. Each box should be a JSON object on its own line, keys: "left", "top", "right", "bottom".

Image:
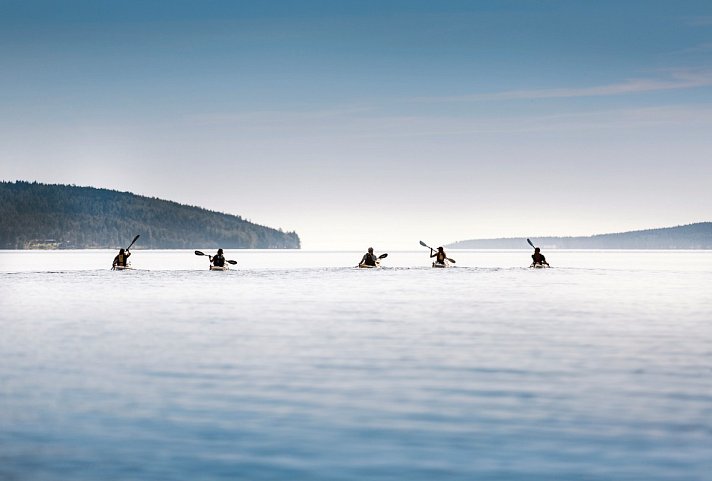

{"left": 0, "top": 181, "right": 300, "bottom": 249}
{"left": 448, "top": 223, "right": 712, "bottom": 249}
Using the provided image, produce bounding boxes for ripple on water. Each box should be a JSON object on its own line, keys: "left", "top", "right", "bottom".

{"left": 1, "top": 250, "right": 711, "bottom": 480}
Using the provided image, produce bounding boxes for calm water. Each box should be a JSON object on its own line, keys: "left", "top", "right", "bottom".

{"left": 1, "top": 250, "right": 711, "bottom": 481}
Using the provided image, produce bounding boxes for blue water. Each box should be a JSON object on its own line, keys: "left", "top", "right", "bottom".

{"left": 1, "top": 250, "right": 711, "bottom": 480}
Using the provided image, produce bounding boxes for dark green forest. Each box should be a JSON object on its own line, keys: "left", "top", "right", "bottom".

{"left": 448, "top": 223, "right": 712, "bottom": 249}
{"left": 0, "top": 181, "right": 300, "bottom": 249}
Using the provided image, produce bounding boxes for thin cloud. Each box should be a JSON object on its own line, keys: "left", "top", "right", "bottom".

{"left": 687, "top": 16, "right": 712, "bottom": 26}
{"left": 186, "top": 106, "right": 374, "bottom": 126}
{"left": 417, "top": 70, "right": 712, "bottom": 102}
{"left": 346, "top": 104, "right": 712, "bottom": 139}
{"left": 684, "top": 42, "right": 712, "bottom": 53}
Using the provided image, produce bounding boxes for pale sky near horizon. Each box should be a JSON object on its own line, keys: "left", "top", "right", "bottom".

{"left": 2, "top": 1, "right": 711, "bottom": 249}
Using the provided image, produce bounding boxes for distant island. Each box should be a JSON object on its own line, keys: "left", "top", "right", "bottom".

{"left": 0, "top": 181, "right": 300, "bottom": 249}
{"left": 448, "top": 223, "right": 712, "bottom": 249}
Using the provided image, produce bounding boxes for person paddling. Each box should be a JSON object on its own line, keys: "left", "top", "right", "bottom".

{"left": 531, "top": 247, "right": 550, "bottom": 267}
{"left": 430, "top": 246, "right": 448, "bottom": 266}
{"left": 359, "top": 247, "right": 378, "bottom": 267}
{"left": 112, "top": 248, "right": 131, "bottom": 269}
{"left": 209, "top": 248, "right": 226, "bottom": 268}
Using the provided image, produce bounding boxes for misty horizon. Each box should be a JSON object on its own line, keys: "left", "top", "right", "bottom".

{"left": 0, "top": 180, "right": 712, "bottom": 251}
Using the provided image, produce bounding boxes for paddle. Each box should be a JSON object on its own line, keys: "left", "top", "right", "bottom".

{"left": 195, "top": 250, "right": 237, "bottom": 265}
{"left": 527, "top": 238, "right": 535, "bottom": 249}
{"left": 126, "top": 234, "right": 140, "bottom": 251}
{"left": 419, "top": 240, "right": 456, "bottom": 263}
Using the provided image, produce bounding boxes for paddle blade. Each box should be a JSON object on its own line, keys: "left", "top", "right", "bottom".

{"left": 447, "top": 257, "right": 456, "bottom": 263}
{"left": 194, "top": 250, "right": 206, "bottom": 256}
{"left": 378, "top": 253, "right": 388, "bottom": 259}
{"left": 127, "top": 234, "right": 140, "bottom": 250}
{"left": 527, "top": 238, "right": 535, "bottom": 249}
{"left": 227, "top": 260, "right": 237, "bottom": 265}
{"left": 419, "top": 240, "right": 428, "bottom": 248}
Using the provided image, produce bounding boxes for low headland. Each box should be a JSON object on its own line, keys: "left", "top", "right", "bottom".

{"left": 448, "top": 223, "right": 712, "bottom": 249}
{"left": 0, "top": 181, "right": 300, "bottom": 249}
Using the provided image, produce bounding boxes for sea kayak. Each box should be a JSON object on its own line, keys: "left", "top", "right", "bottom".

{"left": 209, "top": 265, "right": 229, "bottom": 271}
{"left": 112, "top": 265, "right": 132, "bottom": 271}
{"left": 432, "top": 259, "right": 453, "bottom": 268}
{"left": 358, "top": 261, "right": 381, "bottom": 269}
{"left": 530, "top": 263, "right": 549, "bottom": 269}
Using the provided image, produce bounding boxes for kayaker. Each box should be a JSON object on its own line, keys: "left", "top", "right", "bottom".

{"left": 209, "top": 248, "right": 226, "bottom": 267}
{"left": 430, "top": 246, "right": 448, "bottom": 266}
{"left": 112, "top": 248, "right": 131, "bottom": 268}
{"left": 359, "top": 247, "right": 378, "bottom": 267}
{"left": 531, "top": 247, "right": 550, "bottom": 267}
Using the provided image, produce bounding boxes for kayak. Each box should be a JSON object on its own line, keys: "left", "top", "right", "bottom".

{"left": 432, "top": 260, "right": 453, "bottom": 268}
{"left": 530, "top": 263, "right": 549, "bottom": 269}
{"left": 358, "top": 261, "right": 381, "bottom": 269}
{"left": 210, "top": 265, "right": 229, "bottom": 271}
{"left": 113, "top": 265, "right": 132, "bottom": 270}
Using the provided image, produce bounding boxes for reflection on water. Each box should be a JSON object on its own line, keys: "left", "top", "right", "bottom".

{"left": 1, "top": 250, "right": 711, "bottom": 480}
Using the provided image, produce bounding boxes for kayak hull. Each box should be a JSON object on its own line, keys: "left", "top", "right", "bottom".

{"left": 113, "top": 265, "right": 132, "bottom": 270}
{"left": 432, "top": 260, "right": 452, "bottom": 268}
{"left": 530, "top": 264, "right": 549, "bottom": 269}
{"left": 210, "top": 265, "right": 229, "bottom": 271}
{"left": 358, "top": 262, "right": 381, "bottom": 269}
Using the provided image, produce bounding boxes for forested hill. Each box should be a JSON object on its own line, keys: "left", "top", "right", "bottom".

{"left": 0, "top": 181, "right": 300, "bottom": 249}
{"left": 448, "top": 223, "right": 712, "bottom": 249}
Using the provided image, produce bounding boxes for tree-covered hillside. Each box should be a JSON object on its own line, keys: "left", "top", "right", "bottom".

{"left": 0, "top": 181, "right": 300, "bottom": 249}
{"left": 448, "top": 223, "right": 712, "bottom": 249}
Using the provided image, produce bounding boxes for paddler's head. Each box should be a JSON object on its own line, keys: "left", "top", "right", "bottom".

{"left": 217, "top": 248, "right": 223, "bottom": 255}
{"left": 438, "top": 246, "right": 444, "bottom": 252}
{"left": 368, "top": 247, "right": 373, "bottom": 253}
{"left": 534, "top": 247, "right": 540, "bottom": 253}
{"left": 119, "top": 248, "right": 125, "bottom": 255}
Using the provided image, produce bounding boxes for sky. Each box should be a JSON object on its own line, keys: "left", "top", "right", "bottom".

{"left": 1, "top": 0, "right": 711, "bottom": 249}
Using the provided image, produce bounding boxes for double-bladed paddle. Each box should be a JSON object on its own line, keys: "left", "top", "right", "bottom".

{"left": 419, "top": 240, "right": 456, "bottom": 263}
{"left": 194, "top": 250, "right": 237, "bottom": 265}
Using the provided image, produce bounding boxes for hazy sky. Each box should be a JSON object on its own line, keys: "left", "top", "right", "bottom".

{"left": 2, "top": 1, "right": 711, "bottom": 249}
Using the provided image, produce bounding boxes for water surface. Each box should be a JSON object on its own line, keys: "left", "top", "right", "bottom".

{"left": 1, "top": 250, "right": 711, "bottom": 480}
